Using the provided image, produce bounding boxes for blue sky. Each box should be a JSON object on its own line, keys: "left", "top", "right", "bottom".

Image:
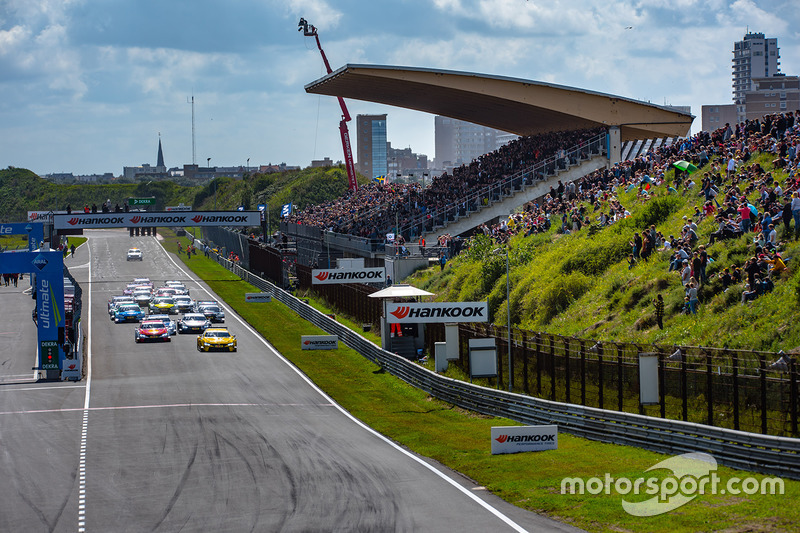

{"left": 0, "top": 0, "right": 797, "bottom": 176}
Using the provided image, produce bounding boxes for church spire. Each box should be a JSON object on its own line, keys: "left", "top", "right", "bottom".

{"left": 157, "top": 134, "right": 165, "bottom": 168}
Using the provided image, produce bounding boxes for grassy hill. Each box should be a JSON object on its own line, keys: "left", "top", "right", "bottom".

{"left": 408, "top": 152, "right": 800, "bottom": 352}
{"left": 0, "top": 165, "right": 365, "bottom": 229}
{"left": 0, "top": 167, "right": 198, "bottom": 221}
{"left": 192, "top": 164, "right": 369, "bottom": 228}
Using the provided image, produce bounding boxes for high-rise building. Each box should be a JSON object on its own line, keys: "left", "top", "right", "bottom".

{"left": 434, "top": 116, "right": 516, "bottom": 170}
{"left": 356, "top": 114, "right": 388, "bottom": 180}
{"left": 732, "top": 32, "right": 781, "bottom": 122}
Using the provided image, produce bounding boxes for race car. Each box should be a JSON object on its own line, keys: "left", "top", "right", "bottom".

{"left": 122, "top": 283, "right": 142, "bottom": 296}
{"left": 135, "top": 320, "right": 171, "bottom": 342}
{"left": 196, "top": 328, "right": 237, "bottom": 352}
{"left": 113, "top": 303, "right": 145, "bottom": 323}
{"left": 165, "top": 281, "right": 190, "bottom": 295}
{"left": 173, "top": 295, "right": 196, "bottom": 313}
{"left": 153, "top": 287, "right": 179, "bottom": 298}
{"left": 108, "top": 296, "right": 135, "bottom": 315}
{"left": 132, "top": 289, "right": 153, "bottom": 307}
{"left": 132, "top": 277, "right": 153, "bottom": 289}
{"left": 196, "top": 302, "right": 225, "bottom": 323}
{"left": 127, "top": 248, "right": 143, "bottom": 261}
{"left": 146, "top": 314, "right": 177, "bottom": 335}
{"left": 177, "top": 313, "right": 212, "bottom": 334}
{"left": 149, "top": 296, "right": 177, "bottom": 315}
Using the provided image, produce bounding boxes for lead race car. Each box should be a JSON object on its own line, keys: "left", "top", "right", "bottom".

{"left": 196, "top": 328, "right": 237, "bottom": 352}
{"left": 135, "top": 320, "right": 171, "bottom": 343}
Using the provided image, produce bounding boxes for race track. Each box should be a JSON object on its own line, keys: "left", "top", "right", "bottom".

{"left": 0, "top": 230, "right": 581, "bottom": 532}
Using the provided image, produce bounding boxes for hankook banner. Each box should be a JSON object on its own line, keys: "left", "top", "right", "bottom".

{"left": 386, "top": 302, "right": 489, "bottom": 323}
{"left": 53, "top": 211, "right": 261, "bottom": 230}
{"left": 311, "top": 267, "right": 386, "bottom": 285}
{"left": 301, "top": 335, "right": 339, "bottom": 350}
{"left": 28, "top": 210, "right": 68, "bottom": 223}
{"left": 491, "top": 425, "right": 558, "bottom": 455}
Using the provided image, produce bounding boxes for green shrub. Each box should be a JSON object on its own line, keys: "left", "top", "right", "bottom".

{"left": 537, "top": 271, "right": 592, "bottom": 325}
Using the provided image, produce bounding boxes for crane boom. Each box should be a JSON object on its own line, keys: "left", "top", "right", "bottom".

{"left": 299, "top": 18, "right": 358, "bottom": 192}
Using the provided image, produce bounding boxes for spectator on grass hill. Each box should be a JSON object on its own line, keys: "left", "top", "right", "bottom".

{"left": 653, "top": 294, "right": 664, "bottom": 330}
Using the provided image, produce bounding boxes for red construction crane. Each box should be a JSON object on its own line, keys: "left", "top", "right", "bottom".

{"left": 298, "top": 18, "right": 358, "bottom": 192}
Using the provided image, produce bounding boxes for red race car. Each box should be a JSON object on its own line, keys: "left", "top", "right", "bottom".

{"left": 134, "top": 320, "right": 171, "bottom": 343}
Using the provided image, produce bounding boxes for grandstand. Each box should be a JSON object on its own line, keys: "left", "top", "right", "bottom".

{"left": 280, "top": 64, "right": 694, "bottom": 267}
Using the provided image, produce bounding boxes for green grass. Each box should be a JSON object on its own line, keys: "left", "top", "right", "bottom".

{"left": 160, "top": 229, "right": 800, "bottom": 532}
{"left": 408, "top": 152, "right": 800, "bottom": 352}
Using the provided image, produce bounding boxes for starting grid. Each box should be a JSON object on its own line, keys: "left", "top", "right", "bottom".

{"left": 2, "top": 211, "right": 260, "bottom": 380}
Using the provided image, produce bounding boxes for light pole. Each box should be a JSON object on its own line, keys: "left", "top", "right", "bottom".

{"left": 246, "top": 158, "right": 250, "bottom": 173}
{"left": 494, "top": 247, "right": 512, "bottom": 392}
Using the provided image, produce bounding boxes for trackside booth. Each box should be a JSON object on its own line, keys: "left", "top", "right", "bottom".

{"left": 370, "top": 285, "right": 489, "bottom": 360}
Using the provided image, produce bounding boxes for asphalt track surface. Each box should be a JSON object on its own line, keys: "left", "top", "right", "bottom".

{"left": 0, "top": 230, "right": 583, "bottom": 532}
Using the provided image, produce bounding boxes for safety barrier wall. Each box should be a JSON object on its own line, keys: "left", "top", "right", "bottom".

{"left": 212, "top": 254, "right": 800, "bottom": 481}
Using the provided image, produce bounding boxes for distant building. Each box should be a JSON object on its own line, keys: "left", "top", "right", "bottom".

{"left": 702, "top": 104, "right": 737, "bottom": 132}
{"left": 732, "top": 32, "right": 781, "bottom": 122}
{"left": 387, "top": 143, "right": 428, "bottom": 181}
{"left": 258, "top": 163, "right": 300, "bottom": 174}
{"left": 702, "top": 31, "right": 789, "bottom": 130}
{"left": 744, "top": 76, "right": 800, "bottom": 121}
{"left": 356, "top": 114, "right": 387, "bottom": 180}
{"left": 434, "top": 116, "right": 516, "bottom": 170}
{"left": 123, "top": 137, "right": 168, "bottom": 180}
{"left": 311, "top": 157, "right": 336, "bottom": 168}
{"left": 45, "top": 172, "right": 115, "bottom": 183}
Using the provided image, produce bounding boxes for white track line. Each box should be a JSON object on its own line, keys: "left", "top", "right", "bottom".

{"left": 158, "top": 239, "right": 529, "bottom": 533}
{"left": 77, "top": 242, "right": 93, "bottom": 533}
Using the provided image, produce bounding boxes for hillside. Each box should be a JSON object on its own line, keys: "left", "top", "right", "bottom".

{"left": 0, "top": 165, "right": 365, "bottom": 229}
{"left": 0, "top": 167, "right": 198, "bottom": 221}
{"left": 408, "top": 152, "right": 800, "bottom": 352}
{"left": 192, "top": 165, "right": 370, "bottom": 227}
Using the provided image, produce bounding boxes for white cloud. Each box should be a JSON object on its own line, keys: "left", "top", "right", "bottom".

{"left": 279, "top": 0, "right": 343, "bottom": 31}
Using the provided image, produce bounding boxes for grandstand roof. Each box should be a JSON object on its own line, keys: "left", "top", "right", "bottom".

{"left": 305, "top": 64, "right": 694, "bottom": 141}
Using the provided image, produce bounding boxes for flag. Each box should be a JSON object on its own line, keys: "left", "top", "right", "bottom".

{"left": 373, "top": 175, "right": 385, "bottom": 184}
{"left": 280, "top": 202, "right": 292, "bottom": 218}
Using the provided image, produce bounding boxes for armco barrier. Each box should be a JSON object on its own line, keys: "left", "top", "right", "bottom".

{"left": 216, "top": 256, "right": 800, "bottom": 481}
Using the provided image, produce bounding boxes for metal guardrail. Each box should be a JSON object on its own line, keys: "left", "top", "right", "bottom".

{"left": 215, "top": 256, "right": 800, "bottom": 481}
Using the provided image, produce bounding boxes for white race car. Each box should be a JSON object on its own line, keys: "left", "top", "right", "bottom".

{"left": 127, "top": 248, "right": 143, "bottom": 261}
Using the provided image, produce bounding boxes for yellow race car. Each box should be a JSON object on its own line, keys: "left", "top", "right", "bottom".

{"left": 149, "top": 296, "right": 177, "bottom": 315}
{"left": 196, "top": 328, "right": 237, "bottom": 352}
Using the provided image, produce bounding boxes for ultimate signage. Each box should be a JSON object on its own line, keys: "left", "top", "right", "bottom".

{"left": 386, "top": 302, "right": 489, "bottom": 324}
{"left": 53, "top": 211, "right": 261, "bottom": 230}
{"left": 311, "top": 267, "right": 386, "bottom": 285}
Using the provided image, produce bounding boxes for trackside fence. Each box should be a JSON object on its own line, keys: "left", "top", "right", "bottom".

{"left": 208, "top": 253, "right": 800, "bottom": 481}
{"left": 425, "top": 323, "right": 798, "bottom": 439}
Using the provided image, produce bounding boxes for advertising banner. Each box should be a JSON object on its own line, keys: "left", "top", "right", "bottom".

{"left": 53, "top": 211, "right": 261, "bottom": 230}
{"left": 28, "top": 210, "right": 68, "bottom": 223}
{"left": 311, "top": 267, "right": 386, "bottom": 285}
{"left": 301, "top": 335, "right": 339, "bottom": 350}
{"left": 386, "top": 302, "right": 489, "bottom": 324}
{"left": 245, "top": 293, "right": 272, "bottom": 303}
{"left": 491, "top": 425, "right": 558, "bottom": 455}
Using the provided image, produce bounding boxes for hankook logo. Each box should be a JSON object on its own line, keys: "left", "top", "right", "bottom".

{"left": 390, "top": 306, "right": 410, "bottom": 319}
{"left": 315, "top": 272, "right": 329, "bottom": 281}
